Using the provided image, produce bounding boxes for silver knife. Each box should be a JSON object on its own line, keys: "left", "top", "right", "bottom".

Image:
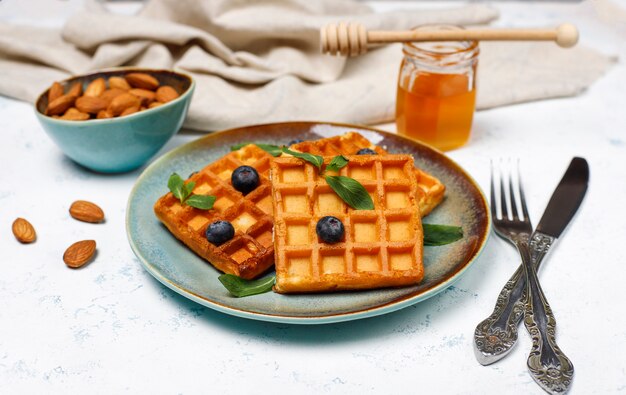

{"left": 474, "top": 157, "right": 589, "bottom": 366}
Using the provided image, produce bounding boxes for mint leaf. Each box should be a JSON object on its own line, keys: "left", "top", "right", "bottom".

{"left": 423, "top": 224, "right": 463, "bottom": 246}
{"left": 185, "top": 194, "right": 216, "bottom": 210}
{"left": 282, "top": 147, "right": 324, "bottom": 171}
{"left": 231, "top": 143, "right": 282, "bottom": 157}
{"left": 218, "top": 274, "right": 276, "bottom": 297}
{"left": 183, "top": 181, "right": 196, "bottom": 200}
{"left": 168, "top": 173, "right": 185, "bottom": 203}
{"left": 326, "top": 155, "right": 349, "bottom": 173}
{"left": 325, "top": 175, "right": 374, "bottom": 210}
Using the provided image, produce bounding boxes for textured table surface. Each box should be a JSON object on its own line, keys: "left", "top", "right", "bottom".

{"left": 1, "top": 1, "right": 625, "bottom": 394}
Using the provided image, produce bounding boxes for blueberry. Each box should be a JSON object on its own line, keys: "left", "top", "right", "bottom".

{"left": 288, "top": 139, "right": 304, "bottom": 146}
{"left": 356, "top": 148, "right": 377, "bottom": 155}
{"left": 205, "top": 220, "right": 235, "bottom": 246}
{"left": 231, "top": 165, "right": 260, "bottom": 195}
{"left": 316, "top": 216, "right": 345, "bottom": 244}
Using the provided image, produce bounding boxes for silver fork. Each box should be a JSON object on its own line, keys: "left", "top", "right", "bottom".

{"left": 490, "top": 161, "right": 574, "bottom": 395}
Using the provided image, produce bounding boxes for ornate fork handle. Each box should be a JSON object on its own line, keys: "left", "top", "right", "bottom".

{"left": 473, "top": 234, "right": 548, "bottom": 365}
{"left": 516, "top": 233, "right": 574, "bottom": 395}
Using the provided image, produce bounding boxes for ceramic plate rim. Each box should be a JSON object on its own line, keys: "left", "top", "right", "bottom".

{"left": 126, "top": 121, "right": 490, "bottom": 324}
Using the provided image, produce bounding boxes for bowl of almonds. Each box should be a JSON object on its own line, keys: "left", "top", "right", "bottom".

{"left": 35, "top": 68, "right": 195, "bottom": 173}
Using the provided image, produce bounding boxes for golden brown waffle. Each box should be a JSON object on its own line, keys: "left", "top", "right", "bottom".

{"left": 154, "top": 145, "right": 275, "bottom": 279}
{"left": 289, "top": 132, "right": 445, "bottom": 216}
{"left": 270, "top": 154, "right": 424, "bottom": 293}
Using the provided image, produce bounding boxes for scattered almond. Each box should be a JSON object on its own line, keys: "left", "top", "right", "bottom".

{"left": 84, "top": 78, "right": 106, "bottom": 97}
{"left": 12, "top": 218, "right": 36, "bottom": 243}
{"left": 47, "top": 94, "right": 76, "bottom": 116}
{"left": 61, "top": 108, "right": 90, "bottom": 121}
{"left": 48, "top": 82, "right": 64, "bottom": 103}
{"left": 76, "top": 96, "right": 107, "bottom": 114}
{"left": 63, "top": 240, "right": 96, "bottom": 268}
{"left": 129, "top": 88, "right": 156, "bottom": 106}
{"left": 125, "top": 73, "right": 159, "bottom": 90}
{"left": 120, "top": 105, "right": 140, "bottom": 117}
{"left": 69, "top": 200, "right": 105, "bottom": 223}
{"left": 156, "top": 86, "right": 179, "bottom": 103}
{"left": 96, "top": 110, "right": 113, "bottom": 119}
{"left": 67, "top": 82, "right": 83, "bottom": 97}
{"left": 108, "top": 93, "right": 141, "bottom": 116}
{"left": 108, "top": 76, "right": 131, "bottom": 91}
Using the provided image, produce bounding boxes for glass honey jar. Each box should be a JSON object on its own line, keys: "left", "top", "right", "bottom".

{"left": 395, "top": 25, "right": 479, "bottom": 151}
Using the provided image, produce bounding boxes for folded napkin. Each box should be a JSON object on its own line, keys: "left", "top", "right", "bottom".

{"left": 0, "top": 0, "right": 616, "bottom": 130}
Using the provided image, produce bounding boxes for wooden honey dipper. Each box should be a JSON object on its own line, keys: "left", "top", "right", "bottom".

{"left": 320, "top": 22, "right": 579, "bottom": 56}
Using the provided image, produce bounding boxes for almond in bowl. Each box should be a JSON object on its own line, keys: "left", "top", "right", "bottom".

{"left": 34, "top": 68, "right": 195, "bottom": 173}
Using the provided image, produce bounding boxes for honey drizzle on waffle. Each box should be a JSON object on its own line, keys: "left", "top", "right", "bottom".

{"left": 271, "top": 154, "right": 424, "bottom": 293}
{"left": 154, "top": 145, "right": 275, "bottom": 279}
{"left": 289, "top": 132, "right": 445, "bottom": 216}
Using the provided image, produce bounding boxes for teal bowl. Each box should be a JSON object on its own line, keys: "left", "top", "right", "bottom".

{"left": 34, "top": 68, "right": 195, "bottom": 173}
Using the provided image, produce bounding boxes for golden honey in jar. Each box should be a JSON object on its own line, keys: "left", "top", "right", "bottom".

{"left": 396, "top": 25, "right": 479, "bottom": 151}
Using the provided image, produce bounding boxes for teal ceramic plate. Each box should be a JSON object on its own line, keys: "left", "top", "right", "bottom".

{"left": 126, "top": 122, "right": 490, "bottom": 324}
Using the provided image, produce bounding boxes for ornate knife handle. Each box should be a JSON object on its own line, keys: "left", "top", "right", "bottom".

{"left": 473, "top": 234, "right": 549, "bottom": 365}
{"left": 518, "top": 233, "right": 574, "bottom": 395}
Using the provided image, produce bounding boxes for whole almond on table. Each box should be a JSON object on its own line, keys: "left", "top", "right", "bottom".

{"left": 75, "top": 96, "right": 107, "bottom": 114}
{"left": 99, "top": 88, "right": 126, "bottom": 105}
{"left": 48, "top": 82, "right": 64, "bottom": 103}
{"left": 108, "top": 93, "right": 141, "bottom": 116}
{"left": 125, "top": 73, "right": 159, "bottom": 91}
{"left": 61, "top": 107, "right": 90, "bottom": 121}
{"left": 63, "top": 240, "right": 96, "bottom": 268}
{"left": 12, "top": 218, "right": 36, "bottom": 243}
{"left": 67, "top": 82, "right": 83, "bottom": 97}
{"left": 108, "top": 76, "right": 131, "bottom": 91}
{"left": 47, "top": 94, "right": 76, "bottom": 116}
{"left": 129, "top": 88, "right": 156, "bottom": 106}
{"left": 156, "top": 86, "right": 179, "bottom": 103}
{"left": 69, "top": 200, "right": 105, "bottom": 223}
{"left": 84, "top": 78, "right": 106, "bottom": 97}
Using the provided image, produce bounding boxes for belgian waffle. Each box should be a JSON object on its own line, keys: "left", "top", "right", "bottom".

{"left": 289, "top": 132, "right": 445, "bottom": 216}
{"left": 154, "top": 145, "right": 275, "bottom": 279}
{"left": 270, "top": 154, "right": 424, "bottom": 293}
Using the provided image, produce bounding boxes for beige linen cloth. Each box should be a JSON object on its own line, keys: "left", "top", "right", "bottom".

{"left": 0, "top": 0, "right": 616, "bottom": 131}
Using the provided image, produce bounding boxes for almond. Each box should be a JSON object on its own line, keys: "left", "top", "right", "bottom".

{"left": 75, "top": 96, "right": 107, "bottom": 114}
{"left": 149, "top": 101, "right": 163, "bottom": 109}
{"left": 108, "top": 76, "right": 131, "bottom": 91}
{"left": 12, "top": 218, "right": 36, "bottom": 243}
{"left": 125, "top": 73, "right": 159, "bottom": 91}
{"left": 108, "top": 93, "right": 141, "bottom": 116}
{"left": 84, "top": 78, "right": 106, "bottom": 97}
{"left": 67, "top": 82, "right": 83, "bottom": 97}
{"left": 99, "top": 88, "right": 126, "bottom": 105}
{"left": 120, "top": 105, "right": 140, "bottom": 117}
{"left": 48, "top": 82, "right": 64, "bottom": 103}
{"left": 97, "top": 110, "right": 113, "bottom": 119}
{"left": 156, "top": 86, "right": 179, "bottom": 103}
{"left": 61, "top": 108, "right": 90, "bottom": 121}
{"left": 69, "top": 200, "right": 105, "bottom": 223}
{"left": 47, "top": 94, "right": 76, "bottom": 116}
{"left": 129, "top": 88, "right": 156, "bottom": 106}
{"left": 63, "top": 240, "right": 96, "bottom": 268}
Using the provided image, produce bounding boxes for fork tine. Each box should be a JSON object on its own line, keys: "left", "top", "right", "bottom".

{"left": 490, "top": 160, "right": 498, "bottom": 219}
{"left": 499, "top": 161, "right": 509, "bottom": 220}
{"left": 517, "top": 160, "right": 530, "bottom": 221}
{"left": 508, "top": 163, "right": 519, "bottom": 219}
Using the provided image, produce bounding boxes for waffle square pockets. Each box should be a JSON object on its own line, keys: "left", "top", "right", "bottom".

{"left": 290, "top": 132, "right": 445, "bottom": 217}
{"left": 271, "top": 154, "right": 424, "bottom": 293}
{"left": 154, "top": 144, "right": 275, "bottom": 279}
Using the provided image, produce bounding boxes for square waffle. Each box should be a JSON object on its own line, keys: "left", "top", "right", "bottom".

{"left": 154, "top": 145, "right": 275, "bottom": 279}
{"left": 289, "top": 132, "right": 445, "bottom": 216}
{"left": 270, "top": 154, "right": 424, "bottom": 293}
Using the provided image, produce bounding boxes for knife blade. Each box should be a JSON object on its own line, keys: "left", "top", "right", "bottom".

{"left": 535, "top": 157, "right": 589, "bottom": 238}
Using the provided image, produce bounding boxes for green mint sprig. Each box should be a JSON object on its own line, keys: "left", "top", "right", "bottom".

{"left": 167, "top": 173, "right": 216, "bottom": 210}
{"left": 218, "top": 274, "right": 276, "bottom": 297}
{"left": 281, "top": 147, "right": 324, "bottom": 171}
{"left": 423, "top": 224, "right": 463, "bottom": 246}
{"left": 231, "top": 143, "right": 282, "bottom": 157}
